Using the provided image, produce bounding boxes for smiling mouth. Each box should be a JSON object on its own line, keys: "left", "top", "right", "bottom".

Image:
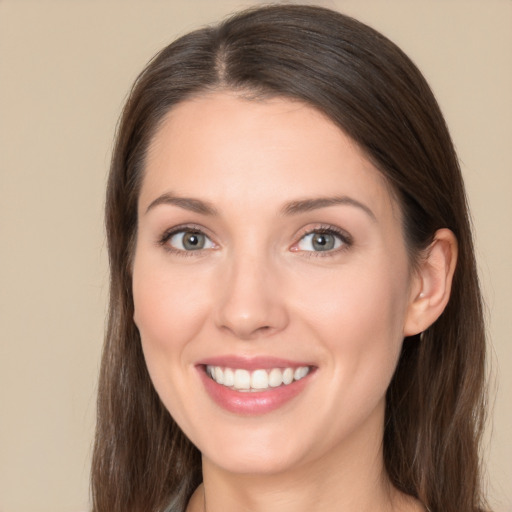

{"left": 205, "top": 365, "right": 312, "bottom": 392}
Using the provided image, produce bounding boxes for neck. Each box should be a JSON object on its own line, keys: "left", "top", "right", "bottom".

{"left": 200, "top": 461, "right": 394, "bottom": 512}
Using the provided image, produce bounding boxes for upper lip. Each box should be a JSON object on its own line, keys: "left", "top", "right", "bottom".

{"left": 196, "top": 355, "right": 314, "bottom": 371}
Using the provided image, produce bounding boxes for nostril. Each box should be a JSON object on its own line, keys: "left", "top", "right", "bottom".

{"left": 219, "top": 323, "right": 273, "bottom": 340}
{"left": 214, "top": 273, "right": 290, "bottom": 339}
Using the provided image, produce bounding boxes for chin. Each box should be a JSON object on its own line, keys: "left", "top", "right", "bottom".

{"left": 191, "top": 420, "right": 311, "bottom": 475}
{"left": 203, "top": 444, "right": 302, "bottom": 476}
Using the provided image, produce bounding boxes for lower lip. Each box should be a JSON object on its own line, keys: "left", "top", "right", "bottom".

{"left": 198, "top": 367, "right": 313, "bottom": 415}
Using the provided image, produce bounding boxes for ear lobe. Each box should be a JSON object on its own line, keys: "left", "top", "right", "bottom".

{"left": 403, "top": 228, "right": 458, "bottom": 337}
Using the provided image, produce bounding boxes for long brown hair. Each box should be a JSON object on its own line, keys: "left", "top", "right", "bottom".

{"left": 91, "top": 5, "right": 488, "bottom": 512}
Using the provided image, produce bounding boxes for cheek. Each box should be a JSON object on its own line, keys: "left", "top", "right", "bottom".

{"left": 295, "top": 260, "right": 410, "bottom": 390}
{"left": 133, "top": 255, "right": 207, "bottom": 338}
{"left": 131, "top": 255, "right": 212, "bottom": 387}
{"left": 131, "top": 257, "right": 213, "bottom": 429}
{"left": 298, "top": 257, "right": 408, "bottom": 333}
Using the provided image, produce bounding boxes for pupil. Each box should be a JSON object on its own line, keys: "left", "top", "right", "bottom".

{"left": 313, "top": 233, "right": 334, "bottom": 251}
{"left": 183, "top": 232, "right": 204, "bottom": 250}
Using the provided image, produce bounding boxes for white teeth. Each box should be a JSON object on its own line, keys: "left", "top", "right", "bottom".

{"left": 223, "top": 367, "right": 234, "bottom": 387}
{"left": 234, "top": 369, "right": 251, "bottom": 390}
{"left": 214, "top": 366, "right": 224, "bottom": 385}
{"left": 251, "top": 369, "right": 269, "bottom": 389}
{"left": 282, "top": 367, "right": 294, "bottom": 385}
{"left": 206, "top": 365, "right": 311, "bottom": 391}
{"left": 268, "top": 368, "right": 283, "bottom": 387}
{"left": 294, "top": 366, "right": 309, "bottom": 380}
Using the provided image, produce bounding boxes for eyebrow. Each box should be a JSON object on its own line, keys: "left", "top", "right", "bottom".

{"left": 145, "top": 193, "right": 218, "bottom": 216}
{"left": 145, "top": 192, "right": 376, "bottom": 222}
{"left": 281, "top": 196, "right": 376, "bottom": 221}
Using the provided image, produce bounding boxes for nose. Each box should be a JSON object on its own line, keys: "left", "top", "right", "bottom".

{"left": 214, "top": 254, "right": 289, "bottom": 340}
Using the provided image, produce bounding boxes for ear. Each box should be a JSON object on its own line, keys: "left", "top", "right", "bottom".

{"left": 403, "top": 228, "right": 458, "bottom": 337}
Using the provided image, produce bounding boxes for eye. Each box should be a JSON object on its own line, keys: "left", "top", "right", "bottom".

{"left": 165, "top": 229, "right": 215, "bottom": 251}
{"left": 295, "top": 229, "right": 348, "bottom": 252}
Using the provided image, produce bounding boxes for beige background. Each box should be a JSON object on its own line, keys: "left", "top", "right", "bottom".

{"left": 0, "top": 1, "right": 510, "bottom": 511}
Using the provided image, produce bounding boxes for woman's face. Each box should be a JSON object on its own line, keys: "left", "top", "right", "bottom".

{"left": 133, "top": 92, "right": 420, "bottom": 475}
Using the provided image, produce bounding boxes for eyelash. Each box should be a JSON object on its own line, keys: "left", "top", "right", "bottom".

{"left": 292, "top": 224, "right": 353, "bottom": 257}
{"left": 158, "top": 224, "right": 215, "bottom": 257}
{"left": 157, "top": 224, "right": 353, "bottom": 257}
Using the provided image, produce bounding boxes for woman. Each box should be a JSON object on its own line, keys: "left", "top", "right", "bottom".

{"left": 91, "top": 5, "right": 488, "bottom": 512}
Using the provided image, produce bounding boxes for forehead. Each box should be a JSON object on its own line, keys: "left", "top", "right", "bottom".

{"left": 140, "top": 92, "right": 398, "bottom": 222}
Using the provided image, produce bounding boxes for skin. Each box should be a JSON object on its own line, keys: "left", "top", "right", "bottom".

{"left": 132, "top": 92, "right": 456, "bottom": 512}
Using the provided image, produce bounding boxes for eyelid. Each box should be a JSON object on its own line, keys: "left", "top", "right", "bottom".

{"left": 290, "top": 224, "right": 353, "bottom": 255}
{"left": 157, "top": 222, "right": 352, "bottom": 256}
{"left": 158, "top": 223, "right": 218, "bottom": 253}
